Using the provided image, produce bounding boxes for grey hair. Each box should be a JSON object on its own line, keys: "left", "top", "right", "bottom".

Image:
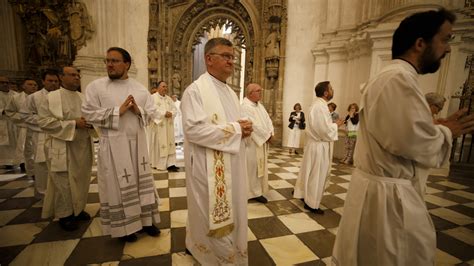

{"left": 425, "top": 92, "right": 446, "bottom": 111}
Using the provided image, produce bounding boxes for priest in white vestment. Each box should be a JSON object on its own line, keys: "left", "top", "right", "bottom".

{"left": 293, "top": 81, "right": 343, "bottom": 214}
{"left": 82, "top": 47, "right": 161, "bottom": 242}
{"left": 5, "top": 79, "right": 39, "bottom": 177}
{"left": 182, "top": 38, "right": 253, "bottom": 265}
{"left": 242, "top": 83, "right": 273, "bottom": 203}
{"left": 38, "top": 67, "right": 94, "bottom": 231}
{"left": 149, "top": 81, "right": 179, "bottom": 172}
{"left": 333, "top": 9, "right": 474, "bottom": 266}
{"left": 25, "top": 70, "right": 60, "bottom": 196}
{"left": 0, "top": 76, "right": 24, "bottom": 167}
{"left": 172, "top": 94, "right": 184, "bottom": 144}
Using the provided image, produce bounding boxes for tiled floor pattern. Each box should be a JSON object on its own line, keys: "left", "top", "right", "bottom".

{"left": 0, "top": 147, "right": 473, "bottom": 265}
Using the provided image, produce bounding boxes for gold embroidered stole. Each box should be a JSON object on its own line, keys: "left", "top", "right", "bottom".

{"left": 195, "top": 73, "right": 235, "bottom": 238}
{"left": 252, "top": 105, "right": 266, "bottom": 178}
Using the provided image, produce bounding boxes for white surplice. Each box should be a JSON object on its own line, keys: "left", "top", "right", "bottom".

{"left": 333, "top": 60, "right": 452, "bottom": 266}
{"left": 149, "top": 93, "right": 177, "bottom": 170}
{"left": 38, "top": 88, "right": 94, "bottom": 219}
{"left": 182, "top": 72, "right": 248, "bottom": 265}
{"left": 82, "top": 77, "right": 161, "bottom": 238}
{"left": 173, "top": 99, "right": 184, "bottom": 143}
{"left": 241, "top": 97, "right": 273, "bottom": 199}
{"left": 5, "top": 91, "right": 33, "bottom": 176}
{"left": 293, "top": 97, "right": 338, "bottom": 209}
{"left": 25, "top": 89, "right": 50, "bottom": 194}
{"left": 0, "top": 91, "right": 23, "bottom": 166}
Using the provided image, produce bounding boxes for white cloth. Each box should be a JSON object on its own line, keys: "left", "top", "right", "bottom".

{"left": 333, "top": 60, "right": 452, "bottom": 266}
{"left": 25, "top": 89, "right": 50, "bottom": 194}
{"left": 82, "top": 77, "right": 161, "bottom": 238}
{"left": 149, "top": 93, "right": 177, "bottom": 170}
{"left": 287, "top": 112, "right": 302, "bottom": 148}
{"left": 0, "top": 91, "right": 23, "bottom": 165}
{"left": 293, "top": 98, "right": 338, "bottom": 209}
{"left": 6, "top": 92, "right": 34, "bottom": 176}
{"left": 241, "top": 97, "right": 273, "bottom": 199}
{"left": 174, "top": 99, "right": 184, "bottom": 143}
{"left": 38, "top": 88, "right": 94, "bottom": 219}
{"left": 182, "top": 72, "right": 248, "bottom": 265}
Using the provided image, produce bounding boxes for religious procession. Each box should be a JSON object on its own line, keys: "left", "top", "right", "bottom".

{"left": 1, "top": 3, "right": 474, "bottom": 266}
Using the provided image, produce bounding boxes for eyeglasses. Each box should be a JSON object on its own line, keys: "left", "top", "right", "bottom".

{"left": 103, "top": 58, "right": 124, "bottom": 65}
{"left": 209, "top": 53, "right": 236, "bottom": 61}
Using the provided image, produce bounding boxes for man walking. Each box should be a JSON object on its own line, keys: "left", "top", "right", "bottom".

{"left": 293, "top": 81, "right": 343, "bottom": 214}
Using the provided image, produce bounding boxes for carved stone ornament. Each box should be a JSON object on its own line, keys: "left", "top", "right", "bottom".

{"left": 8, "top": 0, "right": 94, "bottom": 76}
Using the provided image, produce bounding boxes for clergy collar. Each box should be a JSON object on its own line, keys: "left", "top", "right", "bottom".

{"left": 393, "top": 59, "right": 419, "bottom": 76}
{"left": 208, "top": 72, "right": 227, "bottom": 85}
{"left": 244, "top": 97, "right": 258, "bottom": 106}
{"left": 316, "top": 97, "right": 328, "bottom": 104}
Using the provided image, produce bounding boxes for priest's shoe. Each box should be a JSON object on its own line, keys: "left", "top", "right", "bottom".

{"left": 167, "top": 165, "right": 179, "bottom": 172}
{"left": 75, "top": 211, "right": 91, "bottom": 221}
{"left": 304, "top": 203, "right": 324, "bottom": 214}
{"left": 59, "top": 215, "right": 79, "bottom": 231}
{"left": 253, "top": 196, "right": 268, "bottom": 203}
{"left": 119, "top": 233, "right": 137, "bottom": 242}
{"left": 143, "top": 225, "right": 161, "bottom": 236}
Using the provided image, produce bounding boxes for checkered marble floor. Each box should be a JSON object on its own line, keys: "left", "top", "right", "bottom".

{"left": 0, "top": 147, "right": 473, "bottom": 265}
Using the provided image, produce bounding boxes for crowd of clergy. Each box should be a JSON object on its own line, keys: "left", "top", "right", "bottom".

{"left": 1, "top": 7, "right": 474, "bottom": 266}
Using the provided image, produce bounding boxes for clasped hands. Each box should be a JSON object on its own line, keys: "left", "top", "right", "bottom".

{"left": 75, "top": 117, "right": 93, "bottom": 129}
{"left": 119, "top": 95, "right": 141, "bottom": 116}
{"left": 238, "top": 119, "right": 253, "bottom": 138}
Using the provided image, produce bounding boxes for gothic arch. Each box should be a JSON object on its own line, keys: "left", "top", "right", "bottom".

{"left": 170, "top": 1, "right": 257, "bottom": 91}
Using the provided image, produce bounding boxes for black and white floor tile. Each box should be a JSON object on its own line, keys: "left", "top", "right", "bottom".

{"left": 0, "top": 146, "right": 473, "bottom": 265}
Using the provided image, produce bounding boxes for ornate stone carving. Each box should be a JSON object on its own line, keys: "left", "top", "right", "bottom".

{"left": 149, "top": 0, "right": 287, "bottom": 143}
{"left": 68, "top": 0, "right": 94, "bottom": 50}
{"left": 171, "top": 72, "right": 182, "bottom": 96}
{"left": 8, "top": 0, "right": 94, "bottom": 75}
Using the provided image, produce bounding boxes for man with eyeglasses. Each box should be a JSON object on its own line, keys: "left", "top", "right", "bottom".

{"left": 25, "top": 69, "right": 60, "bottom": 197}
{"left": 82, "top": 47, "right": 162, "bottom": 242}
{"left": 242, "top": 83, "right": 273, "bottom": 204}
{"left": 333, "top": 9, "right": 474, "bottom": 265}
{"left": 181, "top": 37, "right": 252, "bottom": 265}
{"left": 0, "top": 76, "right": 24, "bottom": 169}
{"left": 5, "top": 79, "right": 38, "bottom": 178}
{"left": 38, "top": 66, "right": 94, "bottom": 231}
{"left": 148, "top": 81, "right": 179, "bottom": 172}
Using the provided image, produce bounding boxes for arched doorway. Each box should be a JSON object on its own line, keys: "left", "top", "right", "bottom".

{"left": 168, "top": 2, "right": 256, "bottom": 98}
{"left": 190, "top": 18, "right": 247, "bottom": 100}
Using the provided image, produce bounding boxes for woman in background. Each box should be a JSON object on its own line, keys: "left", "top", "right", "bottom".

{"left": 287, "top": 103, "right": 305, "bottom": 154}
{"left": 341, "top": 103, "right": 359, "bottom": 164}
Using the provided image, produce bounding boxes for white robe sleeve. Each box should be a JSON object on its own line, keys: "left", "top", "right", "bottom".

{"left": 366, "top": 72, "right": 451, "bottom": 168}
{"left": 38, "top": 95, "right": 76, "bottom": 141}
{"left": 4, "top": 95, "right": 22, "bottom": 124}
{"left": 242, "top": 102, "right": 272, "bottom": 147}
{"left": 138, "top": 93, "right": 163, "bottom": 127}
{"left": 182, "top": 85, "right": 242, "bottom": 154}
{"left": 309, "top": 102, "right": 338, "bottom": 142}
{"left": 81, "top": 83, "right": 120, "bottom": 130}
{"left": 24, "top": 94, "right": 40, "bottom": 129}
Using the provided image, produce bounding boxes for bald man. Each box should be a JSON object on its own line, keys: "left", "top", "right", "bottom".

{"left": 39, "top": 67, "right": 94, "bottom": 231}
{"left": 242, "top": 83, "right": 274, "bottom": 203}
